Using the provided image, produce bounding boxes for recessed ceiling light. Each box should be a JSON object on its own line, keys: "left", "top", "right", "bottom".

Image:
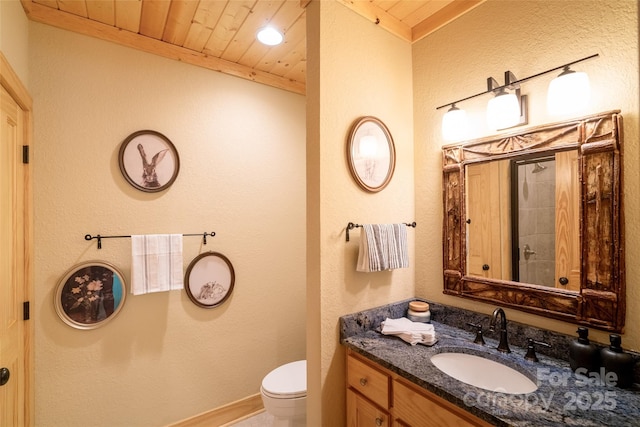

{"left": 257, "top": 26, "right": 283, "bottom": 46}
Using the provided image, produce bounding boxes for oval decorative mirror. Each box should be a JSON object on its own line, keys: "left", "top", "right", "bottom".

{"left": 442, "top": 110, "right": 625, "bottom": 332}
{"left": 347, "top": 116, "right": 396, "bottom": 192}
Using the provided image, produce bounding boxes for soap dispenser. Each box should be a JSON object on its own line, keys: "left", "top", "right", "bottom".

{"left": 600, "top": 334, "right": 635, "bottom": 389}
{"left": 568, "top": 327, "right": 599, "bottom": 374}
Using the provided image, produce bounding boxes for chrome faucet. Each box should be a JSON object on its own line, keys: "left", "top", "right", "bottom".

{"left": 489, "top": 308, "right": 511, "bottom": 353}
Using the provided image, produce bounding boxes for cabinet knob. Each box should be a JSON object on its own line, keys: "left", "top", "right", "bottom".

{"left": 482, "top": 264, "right": 490, "bottom": 271}
{"left": 375, "top": 417, "right": 383, "bottom": 426}
{"left": 359, "top": 378, "right": 367, "bottom": 386}
{"left": 0, "top": 367, "right": 9, "bottom": 386}
{"left": 559, "top": 277, "right": 569, "bottom": 286}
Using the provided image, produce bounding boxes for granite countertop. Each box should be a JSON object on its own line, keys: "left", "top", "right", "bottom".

{"left": 340, "top": 300, "right": 640, "bottom": 427}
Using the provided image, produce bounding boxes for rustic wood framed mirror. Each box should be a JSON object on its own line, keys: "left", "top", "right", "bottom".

{"left": 442, "top": 110, "right": 625, "bottom": 332}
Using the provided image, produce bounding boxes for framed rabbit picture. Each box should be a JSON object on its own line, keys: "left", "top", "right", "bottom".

{"left": 118, "top": 130, "right": 180, "bottom": 192}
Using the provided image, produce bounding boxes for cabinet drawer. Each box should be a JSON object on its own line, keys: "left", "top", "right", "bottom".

{"left": 393, "top": 379, "right": 490, "bottom": 427}
{"left": 347, "top": 354, "right": 390, "bottom": 409}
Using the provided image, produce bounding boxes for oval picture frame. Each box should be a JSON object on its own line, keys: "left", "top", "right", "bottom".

{"left": 54, "top": 261, "right": 127, "bottom": 330}
{"left": 346, "top": 116, "right": 396, "bottom": 192}
{"left": 118, "top": 130, "right": 180, "bottom": 193}
{"left": 184, "top": 252, "right": 235, "bottom": 309}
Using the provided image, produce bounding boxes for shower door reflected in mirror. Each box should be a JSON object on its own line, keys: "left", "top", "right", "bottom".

{"left": 512, "top": 152, "right": 580, "bottom": 290}
{"left": 513, "top": 157, "right": 557, "bottom": 287}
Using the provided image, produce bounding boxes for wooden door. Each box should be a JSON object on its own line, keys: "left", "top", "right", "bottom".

{"left": 466, "top": 161, "right": 511, "bottom": 280}
{"left": 555, "top": 150, "right": 580, "bottom": 291}
{"left": 0, "top": 54, "right": 32, "bottom": 427}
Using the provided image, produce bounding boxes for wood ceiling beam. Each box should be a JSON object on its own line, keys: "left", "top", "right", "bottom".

{"left": 412, "top": 0, "right": 485, "bottom": 43}
{"left": 338, "top": 0, "right": 486, "bottom": 44}
{"left": 20, "top": 1, "right": 305, "bottom": 95}
{"left": 336, "top": 0, "right": 412, "bottom": 42}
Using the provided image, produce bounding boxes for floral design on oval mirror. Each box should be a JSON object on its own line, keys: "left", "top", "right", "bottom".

{"left": 54, "top": 261, "right": 127, "bottom": 329}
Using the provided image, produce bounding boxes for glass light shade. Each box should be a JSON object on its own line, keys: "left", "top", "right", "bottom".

{"left": 442, "top": 106, "right": 468, "bottom": 141}
{"left": 359, "top": 135, "right": 378, "bottom": 157}
{"left": 486, "top": 91, "right": 520, "bottom": 130}
{"left": 547, "top": 70, "right": 590, "bottom": 115}
{"left": 256, "top": 27, "right": 283, "bottom": 46}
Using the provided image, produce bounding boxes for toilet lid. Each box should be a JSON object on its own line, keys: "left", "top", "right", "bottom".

{"left": 261, "top": 360, "right": 306, "bottom": 399}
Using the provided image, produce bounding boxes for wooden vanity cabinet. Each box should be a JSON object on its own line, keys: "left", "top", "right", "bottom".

{"left": 393, "top": 378, "right": 491, "bottom": 426}
{"left": 347, "top": 388, "right": 390, "bottom": 427}
{"left": 346, "top": 349, "right": 491, "bottom": 427}
{"left": 347, "top": 350, "right": 390, "bottom": 426}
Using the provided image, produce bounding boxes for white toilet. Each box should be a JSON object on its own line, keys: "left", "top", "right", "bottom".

{"left": 260, "top": 360, "right": 307, "bottom": 427}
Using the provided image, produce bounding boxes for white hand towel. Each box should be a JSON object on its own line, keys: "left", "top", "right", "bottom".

{"left": 382, "top": 317, "right": 434, "bottom": 333}
{"left": 381, "top": 317, "right": 436, "bottom": 346}
{"left": 131, "top": 234, "right": 183, "bottom": 295}
{"left": 356, "top": 224, "right": 408, "bottom": 272}
{"left": 390, "top": 332, "right": 438, "bottom": 346}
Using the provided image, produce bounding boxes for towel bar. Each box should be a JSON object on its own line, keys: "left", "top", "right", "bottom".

{"left": 84, "top": 232, "right": 216, "bottom": 249}
{"left": 346, "top": 222, "right": 416, "bottom": 242}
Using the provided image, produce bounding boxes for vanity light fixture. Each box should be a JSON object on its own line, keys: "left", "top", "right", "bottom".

{"left": 256, "top": 26, "right": 284, "bottom": 46}
{"left": 486, "top": 89, "right": 521, "bottom": 130}
{"left": 486, "top": 72, "right": 528, "bottom": 131}
{"left": 441, "top": 104, "right": 468, "bottom": 141}
{"left": 547, "top": 66, "right": 591, "bottom": 115}
{"left": 436, "top": 54, "right": 599, "bottom": 139}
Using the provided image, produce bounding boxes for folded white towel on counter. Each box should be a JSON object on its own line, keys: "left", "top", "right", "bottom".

{"left": 131, "top": 234, "right": 184, "bottom": 295}
{"left": 381, "top": 317, "right": 436, "bottom": 346}
{"left": 356, "top": 224, "right": 408, "bottom": 272}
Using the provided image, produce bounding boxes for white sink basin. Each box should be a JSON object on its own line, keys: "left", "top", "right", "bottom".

{"left": 430, "top": 352, "right": 538, "bottom": 394}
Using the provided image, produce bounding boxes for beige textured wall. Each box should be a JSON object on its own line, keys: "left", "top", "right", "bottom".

{"left": 306, "top": 2, "right": 415, "bottom": 425}
{"left": 414, "top": 0, "right": 640, "bottom": 349}
{"left": 13, "top": 1, "right": 638, "bottom": 426}
{"left": 30, "top": 23, "right": 306, "bottom": 427}
{"left": 1, "top": 0, "right": 29, "bottom": 85}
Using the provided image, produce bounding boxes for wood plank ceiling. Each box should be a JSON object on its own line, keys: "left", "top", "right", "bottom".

{"left": 20, "top": 0, "right": 485, "bottom": 95}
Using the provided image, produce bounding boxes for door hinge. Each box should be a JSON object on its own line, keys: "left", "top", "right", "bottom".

{"left": 23, "top": 301, "right": 30, "bottom": 320}
{"left": 22, "top": 145, "right": 29, "bottom": 164}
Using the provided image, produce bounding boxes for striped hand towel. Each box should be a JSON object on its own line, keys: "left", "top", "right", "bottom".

{"left": 131, "top": 234, "right": 184, "bottom": 295}
{"left": 387, "top": 223, "right": 408, "bottom": 270}
{"left": 356, "top": 224, "right": 408, "bottom": 272}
